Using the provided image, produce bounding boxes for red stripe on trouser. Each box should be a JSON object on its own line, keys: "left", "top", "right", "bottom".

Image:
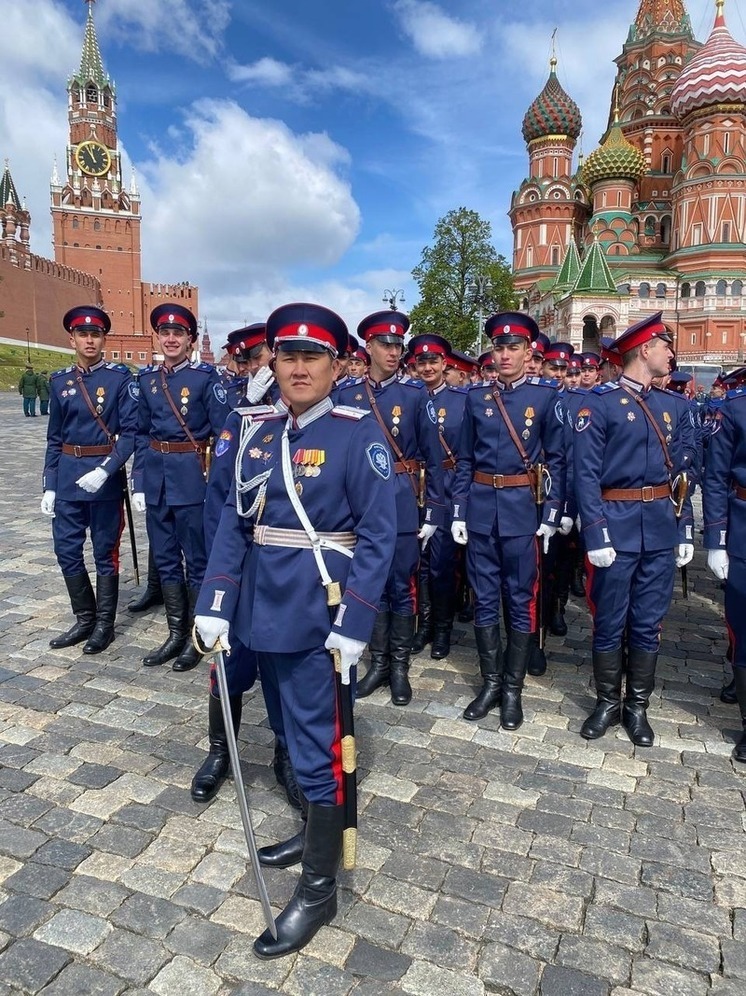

{"left": 111, "top": 502, "right": 125, "bottom": 573}
{"left": 528, "top": 537, "right": 540, "bottom": 632}
{"left": 585, "top": 557, "right": 597, "bottom": 622}
{"left": 331, "top": 666, "right": 345, "bottom": 806}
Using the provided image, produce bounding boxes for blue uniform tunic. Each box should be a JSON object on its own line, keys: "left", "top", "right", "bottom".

{"left": 427, "top": 383, "right": 467, "bottom": 599}
{"left": 452, "top": 375, "right": 566, "bottom": 631}
{"left": 44, "top": 360, "right": 137, "bottom": 577}
{"left": 574, "top": 376, "right": 694, "bottom": 652}
{"left": 132, "top": 358, "right": 228, "bottom": 588}
{"left": 338, "top": 374, "right": 446, "bottom": 614}
{"left": 703, "top": 389, "right": 746, "bottom": 668}
{"left": 197, "top": 397, "right": 397, "bottom": 804}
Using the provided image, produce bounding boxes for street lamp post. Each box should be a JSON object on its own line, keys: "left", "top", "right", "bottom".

{"left": 25, "top": 327, "right": 31, "bottom": 364}
{"left": 467, "top": 275, "right": 493, "bottom": 354}
{"left": 382, "top": 289, "right": 406, "bottom": 311}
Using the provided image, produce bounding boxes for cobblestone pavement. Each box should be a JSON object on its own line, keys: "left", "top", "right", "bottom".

{"left": 0, "top": 392, "right": 744, "bottom": 996}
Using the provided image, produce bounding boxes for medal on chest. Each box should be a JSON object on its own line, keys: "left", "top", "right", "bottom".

{"left": 180, "top": 386, "right": 190, "bottom": 416}
{"left": 391, "top": 405, "right": 402, "bottom": 436}
{"left": 293, "top": 448, "right": 325, "bottom": 478}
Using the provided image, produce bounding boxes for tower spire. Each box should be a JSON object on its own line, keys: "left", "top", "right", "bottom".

{"left": 74, "top": 0, "right": 108, "bottom": 88}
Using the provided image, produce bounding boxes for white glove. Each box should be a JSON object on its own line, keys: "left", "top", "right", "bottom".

{"left": 40, "top": 490, "right": 56, "bottom": 517}
{"left": 194, "top": 615, "right": 231, "bottom": 653}
{"left": 587, "top": 547, "right": 617, "bottom": 568}
{"left": 325, "top": 631, "right": 366, "bottom": 686}
{"left": 675, "top": 544, "right": 694, "bottom": 568}
{"left": 708, "top": 549, "right": 729, "bottom": 580}
{"left": 417, "top": 523, "right": 438, "bottom": 551}
{"left": 75, "top": 467, "right": 109, "bottom": 494}
{"left": 536, "top": 523, "right": 558, "bottom": 554}
{"left": 246, "top": 365, "right": 275, "bottom": 404}
{"left": 559, "top": 516, "right": 574, "bottom": 536}
{"left": 451, "top": 520, "right": 468, "bottom": 545}
{"left": 132, "top": 492, "right": 147, "bottom": 513}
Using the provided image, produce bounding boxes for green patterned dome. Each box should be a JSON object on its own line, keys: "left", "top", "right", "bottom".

{"left": 582, "top": 120, "right": 646, "bottom": 186}
{"left": 522, "top": 59, "right": 582, "bottom": 144}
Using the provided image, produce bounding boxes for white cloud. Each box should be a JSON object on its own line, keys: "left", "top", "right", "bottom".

{"left": 227, "top": 57, "right": 369, "bottom": 103}
{"left": 98, "top": 0, "right": 230, "bottom": 64}
{"left": 392, "top": 0, "right": 481, "bottom": 59}
{"left": 138, "top": 99, "right": 361, "bottom": 287}
{"left": 228, "top": 56, "right": 294, "bottom": 88}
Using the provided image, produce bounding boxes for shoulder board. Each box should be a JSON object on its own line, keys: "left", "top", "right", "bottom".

{"left": 400, "top": 379, "right": 424, "bottom": 390}
{"left": 525, "top": 377, "right": 558, "bottom": 389}
{"left": 568, "top": 386, "right": 588, "bottom": 395}
{"left": 592, "top": 382, "right": 619, "bottom": 394}
{"left": 51, "top": 366, "right": 74, "bottom": 379}
{"left": 139, "top": 364, "right": 157, "bottom": 375}
{"left": 332, "top": 405, "right": 369, "bottom": 420}
{"left": 234, "top": 404, "right": 277, "bottom": 418}
{"left": 726, "top": 387, "right": 746, "bottom": 400}
{"left": 190, "top": 362, "right": 214, "bottom": 373}
{"left": 448, "top": 385, "right": 468, "bottom": 395}
{"left": 105, "top": 362, "right": 130, "bottom": 373}
{"left": 468, "top": 383, "right": 489, "bottom": 393}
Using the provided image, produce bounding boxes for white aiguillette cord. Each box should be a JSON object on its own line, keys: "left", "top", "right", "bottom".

{"left": 280, "top": 419, "right": 353, "bottom": 591}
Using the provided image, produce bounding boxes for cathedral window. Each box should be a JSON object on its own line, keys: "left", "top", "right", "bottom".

{"left": 662, "top": 154, "right": 671, "bottom": 174}
{"left": 681, "top": 282, "right": 691, "bottom": 298}
{"left": 72, "top": 218, "right": 79, "bottom": 229}
{"left": 695, "top": 281, "right": 706, "bottom": 297}
{"left": 723, "top": 132, "right": 730, "bottom": 154}
{"left": 656, "top": 283, "right": 667, "bottom": 298}
{"left": 732, "top": 279, "right": 743, "bottom": 296}
{"left": 723, "top": 331, "right": 729, "bottom": 345}
{"left": 94, "top": 220, "right": 101, "bottom": 231}
{"left": 661, "top": 216, "right": 672, "bottom": 243}
{"left": 691, "top": 334, "right": 697, "bottom": 345}
{"left": 551, "top": 246, "right": 560, "bottom": 265}
{"left": 552, "top": 157, "right": 558, "bottom": 177}
{"left": 717, "top": 280, "right": 728, "bottom": 296}
{"left": 692, "top": 224, "right": 703, "bottom": 245}
{"left": 638, "top": 282, "right": 650, "bottom": 299}
{"left": 645, "top": 216, "right": 656, "bottom": 236}
{"left": 722, "top": 223, "right": 731, "bottom": 243}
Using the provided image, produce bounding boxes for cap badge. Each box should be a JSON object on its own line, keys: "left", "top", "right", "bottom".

{"left": 298, "top": 324, "right": 309, "bottom": 336}
{"left": 390, "top": 324, "right": 397, "bottom": 334}
{"left": 85, "top": 316, "right": 92, "bottom": 324}
{"left": 168, "top": 314, "right": 175, "bottom": 322}
{"left": 423, "top": 344, "right": 429, "bottom": 352}
{"left": 503, "top": 325, "right": 510, "bottom": 334}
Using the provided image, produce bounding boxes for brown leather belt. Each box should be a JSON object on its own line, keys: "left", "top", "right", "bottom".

{"left": 473, "top": 471, "right": 532, "bottom": 489}
{"left": 733, "top": 484, "right": 746, "bottom": 501}
{"left": 442, "top": 457, "right": 456, "bottom": 471}
{"left": 601, "top": 484, "right": 670, "bottom": 502}
{"left": 150, "top": 439, "right": 208, "bottom": 454}
{"left": 394, "top": 458, "right": 420, "bottom": 475}
{"left": 62, "top": 443, "right": 113, "bottom": 457}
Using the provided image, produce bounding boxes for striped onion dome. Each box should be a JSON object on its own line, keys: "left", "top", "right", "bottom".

{"left": 582, "top": 118, "right": 647, "bottom": 186}
{"left": 670, "top": 2, "right": 746, "bottom": 118}
{"left": 522, "top": 58, "right": 582, "bottom": 144}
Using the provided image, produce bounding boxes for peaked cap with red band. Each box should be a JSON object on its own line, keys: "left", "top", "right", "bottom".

{"left": 64, "top": 305, "right": 111, "bottom": 335}
{"left": 485, "top": 311, "right": 540, "bottom": 345}
{"left": 600, "top": 336, "right": 622, "bottom": 366}
{"left": 478, "top": 350, "right": 496, "bottom": 370}
{"left": 266, "top": 302, "right": 348, "bottom": 356}
{"left": 612, "top": 311, "right": 673, "bottom": 356}
{"left": 532, "top": 332, "right": 551, "bottom": 358}
{"left": 544, "top": 341, "right": 574, "bottom": 365}
{"left": 223, "top": 323, "right": 267, "bottom": 357}
{"left": 447, "top": 349, "right": 478, "bottom": 374}
{"left": 580, "top": 351, "right": 601, "bottom": 369}
{"left": 150, "top": 303, "right": 198, "bottom": 340}
{"left": 409, "top": 333, "right": 452, "bottom": 359}
{"left": 357, "top": 309, "right": 410, "bottom": 343}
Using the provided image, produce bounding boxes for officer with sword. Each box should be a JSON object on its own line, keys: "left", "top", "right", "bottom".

{"left": 194, "top": 302, "right": 397, "bottom": 959}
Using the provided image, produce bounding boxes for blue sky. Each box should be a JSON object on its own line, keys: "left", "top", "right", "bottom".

{"left": 0, "top": 0, "right": 737, "bottom": 339}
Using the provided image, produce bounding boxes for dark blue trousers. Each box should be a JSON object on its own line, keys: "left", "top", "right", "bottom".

{"left": 725, "top": 556, "right": 746, "bottom": 669}
{"left": 467, "top": 528, "right": 539, "bottom": 632}
{"left": 52, "top": 499, "right": 124, "bottom": 576}
{"left": 380, "top": 532, "right": 419, "bottom": 614}
{"left": 256, "top": 646, "right": 344, "bottom": 806}
{"left": 146, "top": 501, "right": 207, "bottom": 589}
{"left": 207, "top": 640, "right": 288, "bottom": 748}
{"left": 586, "top": 548, "right": 674, "bottom": 653}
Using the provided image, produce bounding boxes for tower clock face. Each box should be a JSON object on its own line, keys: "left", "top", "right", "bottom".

{"left": 75, "top": 141, "right": 112, "bottom": 177}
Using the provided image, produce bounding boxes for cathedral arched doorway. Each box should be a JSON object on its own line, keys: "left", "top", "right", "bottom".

{"left": 582, "top": 315, "right": 600, "bottom": 352}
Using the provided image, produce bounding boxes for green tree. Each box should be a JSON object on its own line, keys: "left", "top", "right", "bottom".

{"left": 409, "top": 207, "right": 516, "bottom": 353}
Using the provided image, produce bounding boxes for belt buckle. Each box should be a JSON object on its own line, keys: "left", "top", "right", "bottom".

{"left": 492, "top": 474, "right": 505, "bottom": 489}
{"left": 74, "top": 445, "right": 82, "bottom": 458}
{"left": 641, "top": 485, "right": 654, "bottom": 502}
{"left": 162, "top": 441, "right": 170, "bottom": 454}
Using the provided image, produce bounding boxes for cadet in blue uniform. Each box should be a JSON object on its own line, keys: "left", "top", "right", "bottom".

{"left": 42, "top": 306, "right": 137, "bottom": 654}
{"left": 703, "top": 380, "right": 746, "bottom": 761}
{"left": 191, "top": 326, "right": 298, "bottom": 810}
{"left": 195, "top": 302, "right": 397, "bottom": 958}
{"left": 132, "top": 304, "right": 228, "bottom": 671}
{"left": 452, "top": 313, "right": 566, "bottom": 726}
{"left": 220, "top": 323, "right": 277, "bottom": 409}
{"left": 338, "top": 311, "right": 446, "bottom": 705}
{"left": 574, "top": 313, "right": 694, "bottom": 746}
{"left": 407, "top": 334, "right": 467, "bottom": 659}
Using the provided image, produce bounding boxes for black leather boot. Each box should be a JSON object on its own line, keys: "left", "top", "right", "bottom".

{"left": 411, "top": 584, "right": 432, "bottom": 655}
{"left": 259, "top": 792, "right": 308, "bottom": 868}
{"left": 389, "top": 613, "right": 415, "bottom": 706}
{"left": 549, "top": 597, "right": 568, "bottom": 637}
{"left": 580, "top": 648, "right": 623, "bottom": 739}
{"left": 430, "top": 591, "right": 454, "bottom": 660}
{"left": 501, "top": 631, "right": 532, "bottom": 731}
{"left": 458, "top": 586, "right": 475, "bottom": 622}
{"left": 127, "top": 548, "right": 164, "bottom": 612}
{"left": 463, "top": 624, "right": 503, "bottom": 721}
{"left": 83, "top": 575, "right": 119, "bottom": 654}
{"left": 622, "top": 648, "right": 657, "bottom": 747}
{"left": 721, "top": 667, "right": 738, "bottom": 704}
{"left": 732, "top": 669, "right": 746, "bottom": 763}
{"left": 527, "top": 634, "right": 547, "bottom": 676}
{"left": 50, "top": 574, "right": 96, "bottom": 649}
{"left": 356, "top": 611, "right": 390, "bottom": 698}
{"left": 253, "top": 803, "right": 344, "bottom": 959}
{"left": 191, "top": 693, "right": 242, "bottom": 802}
{"left": 173, "top": 587, "right": 202, "bottom": 672}
{"left": 143, "top": 584, "right": 189, "bottom": 667}
{"left": 273, "top": 740, "right": 301, "bottom": 810}
{"left": 570, "top": 549, "right": 586, "bottom": 597}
